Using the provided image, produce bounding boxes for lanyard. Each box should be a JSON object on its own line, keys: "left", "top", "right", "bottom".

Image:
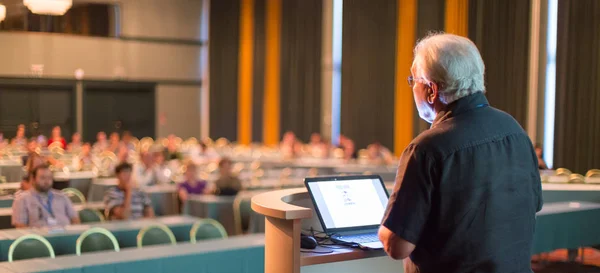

{"left": 35, "top": 192, "right": 54, "bottom": 218}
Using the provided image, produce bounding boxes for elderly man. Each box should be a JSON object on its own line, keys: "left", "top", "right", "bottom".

{"left": 378, "top": 34, "right": 542, "bottom": 273}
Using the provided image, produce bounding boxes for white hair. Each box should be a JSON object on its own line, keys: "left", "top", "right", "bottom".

{"left": 413, "top": 33, "right": 485, "bottom": 104}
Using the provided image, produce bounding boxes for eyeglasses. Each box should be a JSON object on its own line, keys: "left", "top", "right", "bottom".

{"left": 407, "top": 76, "right": 427, "bottom": 87}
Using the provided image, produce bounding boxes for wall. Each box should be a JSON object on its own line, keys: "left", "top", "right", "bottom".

{"left": 0, "top": 0, "right": 204, "bottom": 138}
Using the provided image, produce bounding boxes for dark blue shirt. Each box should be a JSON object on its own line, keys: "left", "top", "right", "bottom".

{"left": 383, "top": 92, "right": 543, "bottom": 273}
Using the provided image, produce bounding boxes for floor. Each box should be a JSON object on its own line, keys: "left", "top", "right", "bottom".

{"left": 533, "top": 248, "right": 600, "bottom": 273}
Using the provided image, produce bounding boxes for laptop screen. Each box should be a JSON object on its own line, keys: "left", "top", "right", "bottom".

{"left": 306, "top": 176, "right": 389, "bottom": 231}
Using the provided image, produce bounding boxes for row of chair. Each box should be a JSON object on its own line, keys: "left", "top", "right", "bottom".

{"left": 7, "top": 219, "right": 228, "bottom": 262}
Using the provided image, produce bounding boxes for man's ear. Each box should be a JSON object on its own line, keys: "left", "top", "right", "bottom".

{"left": 427, "top": 82, "right": 439, "bottom": 104}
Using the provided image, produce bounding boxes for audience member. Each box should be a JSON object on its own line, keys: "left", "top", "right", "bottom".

{"left": 21, "top": 138, "right": 38, "bottom": 166}
{"left": 76, "top": 143, "right": 94, "bottom": 171}
{"left": 133, "top": 151, "right": 159, "bottom": 188}
{"left": 307, "top": 133, "right": 328, "bottom": 158}
{"left": 280, "top": 131, "right": 302, "bottom": 158}
{"left": 108, "top": 132, "right": 121, "bottom": 153}
{"left": 178, "top": 162, "right": 209, "bottom": 202}
{"left": 14, "top": 174, "right": 32, "bottom": 198}
{"left": 153, "top": 149, "right": 171, "bottom": 184}
{"left": 214, "top": 157, "right": 242, "bottom": 196}
{"left": 104, "top": 163, "right": 154, "bottom": 220}
{"left": 535, "top": 144, "right": 548, "bottom": 170}
{"left": 67, "top": 132, "right": 83, "bottom": 153}
{"left": 338, "top": 135, "right": 357, "bottom": 160}
{"left": 36, "top": 134, "right": 48, "bottom": 147}
{"left": 367, "top": 142, "right": 393, "bottom": 164}
{"left": 47, "top": 126, "right": 67, "bottom": 149}
{"left": 12, "top": 164, "right": 80, "bottom": 228}
{"left": 93, "top": 131, "right": 108, "bottom": 153}
{"left": 11, "top": 124, "right": 27, "bottom": 148}
{"left": 121, "top": 131, "right": 135, "bottom": 151}
{"left": 25, "top": 150, "right": 46, "bottom": 172}
{"left": 166, "top": 134, "right": 182, "bottom": 160}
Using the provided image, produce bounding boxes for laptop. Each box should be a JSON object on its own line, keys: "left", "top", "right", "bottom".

{"left": 305, "top": 175, "right": 390, "bottom": 249}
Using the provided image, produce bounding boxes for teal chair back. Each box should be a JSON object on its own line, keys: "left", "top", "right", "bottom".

{"left": 233, "top": 196, "right": 252, "bottom": 234}
{"left": 62, "top": 188, "right": 86, "bottom": 204}
{"left": 78, "top": 208, "right": 105, "bottom": 223}
{"left": 8, "top": 234, "right": 55, "bottom": 262}
{"left": 76, "top": 227, "right": 120, "bottom": 255}
{"left": 190, "top": 219, "right": 228, "bottom": 243}
{"left": 137, "top": 224, "right": 177, "bottom": 248}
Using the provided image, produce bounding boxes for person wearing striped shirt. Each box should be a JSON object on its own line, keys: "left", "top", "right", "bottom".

{"left": 104, "top": 162, "right": 154, "bottom": 220}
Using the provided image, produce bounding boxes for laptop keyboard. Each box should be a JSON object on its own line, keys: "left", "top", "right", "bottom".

{"left": 338, "top": 233, "right": 379, "bottom": 243}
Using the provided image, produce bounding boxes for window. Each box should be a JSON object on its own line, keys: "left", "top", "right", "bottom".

{"left": 543, "top": 0, "right": 558, "bottom": 168}
{"left": 0, "top": 3, "right": 119, "bottom": 37}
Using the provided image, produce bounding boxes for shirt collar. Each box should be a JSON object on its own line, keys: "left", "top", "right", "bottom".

{"left": 431, "top": 92, "right": 489, "bottom": 128}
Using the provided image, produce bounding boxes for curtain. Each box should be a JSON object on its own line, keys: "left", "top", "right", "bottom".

{"left": 209, "top": 0, "right": 240, "bottom": 141}
{"left": 252, "top": 0, "right": 266, "bottom": 142}
{"left": 340, "top": 0, "right": 396, "bottom": 150}
{"left": 468, "top": 0, "right": 531, "bottom": 127}
{"left": 553, "top": 0, "right": 600, "bottom": 173}
{"left": 414, "top": 0, "right": 446, "bottom": 136}
{"left": 279, "top": 0, "right": 323, "bottom": 142}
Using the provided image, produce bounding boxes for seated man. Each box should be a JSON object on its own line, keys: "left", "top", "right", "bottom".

{"left": 104, "top": 162, "right": 155, "bottom": 220}
{"left": 11, "top": 165, "right": 80, "bottom": 228}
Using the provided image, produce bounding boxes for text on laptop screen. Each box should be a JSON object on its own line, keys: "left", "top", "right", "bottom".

{"left": 308, "top": 178, "right": 389, "bottom": 229}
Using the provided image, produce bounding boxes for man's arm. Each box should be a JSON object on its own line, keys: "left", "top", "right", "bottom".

{"left": 379, "top": 144, "right": 434, "bottom": 260}
{"left": 378, "top": 224, "right": 416, "bottom": 260}
{"left": 11, "top": 196, "right": 28, "bottom": 228}
{"left": 64, "top": 195, "right": 81, "bottom": 225}
{"left": 104, "top": 189, "right": 130, "bottom": 220}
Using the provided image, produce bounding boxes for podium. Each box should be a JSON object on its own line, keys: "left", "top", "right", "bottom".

{"left": 251, "top": 188, "right": 401, "bottom": 273}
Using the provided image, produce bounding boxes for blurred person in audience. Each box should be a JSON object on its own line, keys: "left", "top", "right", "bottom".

{"left": 338, "top": 135, "right": 357, "bottom": 160}
{"left": 93, "top": 131, "right": 108, "bottom": 153}
{"left": 280, "top": 131, "right": 302, "bottom": 158}
{"left": 378, "top": 34, "right": 542, "bottom": 273}
{"left": 306, "top": 133, "right": 328, "bottom": 158}
{"left": 166, "top": 134, "right": 182, "bottom": 160}
{"left": 36, "top": 134, "right": 48, "bottom": 148}
{"left": 25, "top": 152, "right": 46, "bottom": 173}
{"left": 367, "top": 142, "right": 394, "bottom": 164}
{"left": 47, "top": 126, "right": 67, "bottom": 149}
{"left": 12, "top": 164, "right": 80, "bottom": 228}
{"left": 153, "top": 149, "right": 171, "bottom": 184}
{"left": 133, "top": 151, "right": 159, "bottom": 187}
{"left": 11, "top": 124, "right": 27, "bottom": 148}
{"left": 75, "top": 143, "right": 95, "bottom": 171}
{"left": 535, "top": 143, "right": 548, "bottom": 170}
{"left": 121, "top": 131, "right": 135, "bottom": 151}
{"left": 67, "top": 132, "right": 83, "bottom": 153}
{"left": 214, "top": 157, "right": 242, "bottom": 196}
{"left": 0, "top": 133, "right": 7, "bottom": 149}
{"left": 117, "top": 144, "right": 131, "bottom": 163}
{"left": 178, "top": 161, "right": 209, "bottom": 203}
{"left": 104, "top": 162, "right": 154, "bottom": 220}
{"left": 108, "top": 132, "right": 121, "bottom": 153}
{"left": 23, "top": 140, "right": 42, "bottom": 167}
{"left": 14, "top": 174, "right": 32, "bottom": 198}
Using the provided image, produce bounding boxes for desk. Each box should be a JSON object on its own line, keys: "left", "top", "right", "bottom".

{"left": 542, "top": 183, "right": 600, "bottom": 203}
{"left": 0, "top": 234, "right": 264, "bottom": 273}
{"left": 252, "top": 188, "right": 398, "bottom": 273}
{"left": 533, "top": 201, "right": 600, "bottom": 254}
{"left": 183, "top": 195, "right": 236, "bottom": 236}
{"left": 0, "top": 202, "right": 104, "bottom": 230}
{"left": 52, "top": 171, "right": 96, "bottom": 195}
{"left": 0, "top": 163, "right": 23, "bottom": 182}
{"left": 0, "top": 215, "right": 200, "bottom": 261}
{"left": 88, "top": 179, "right": 179, "bottom": 216}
